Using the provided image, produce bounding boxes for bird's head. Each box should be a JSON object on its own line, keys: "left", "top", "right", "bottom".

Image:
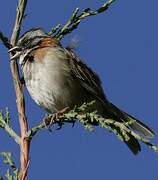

{"left": 9, "top": 28, "right": 48, "bottom": 65}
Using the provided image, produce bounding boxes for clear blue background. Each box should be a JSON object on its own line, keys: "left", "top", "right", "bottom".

{"left": 0, "top": 0, "right": 158, "bottom": 179}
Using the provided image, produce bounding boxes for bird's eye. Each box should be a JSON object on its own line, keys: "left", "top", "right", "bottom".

{"left": 20, "top": 37, "right": 36, "bottom": 49}
{"left": 19, "top": 36, "right": 43, "bottom": 50}
{"left": 21, "top": 38, "right": 30, "bottom": 47}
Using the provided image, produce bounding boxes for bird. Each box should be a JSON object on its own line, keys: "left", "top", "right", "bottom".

{"left": 9, "top": 28, "right": 155, "bottom": 155}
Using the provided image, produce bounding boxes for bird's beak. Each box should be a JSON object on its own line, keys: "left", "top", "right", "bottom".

{"left": 10, "top": 51, "right": 22, "bottom": 60}
{"left": 8, "top": 46, "right": 22, "bottom": 60}
{"left": 8, "top": 46, "right": 21, "bottom": 53}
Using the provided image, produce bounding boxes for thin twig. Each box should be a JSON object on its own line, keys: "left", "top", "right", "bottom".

{"left": 10, "top": 0, "right": 28, "bottom": 44}
{"left": 21, "top": 160, "right": 30, "bottom": 180}
{"left": 0, "top": 120, "right": 20, "bottom": 144}
{"left": 0, "top": 110, "right": 20, "bottom": 144}
{"left": 29, "top": 115, "right": 75, "bottom": 138}
{"left": 0, "top": 152, "right": 19, "bottom": 173}
{"left": 52, "top": 0, "right": 116, "bottom": 40}
{"left": 30, "top": 102, "right": 158, "bottom": 154}
{"left": 0, "top": 31, "right": 11, "bottom": 49}
{"left": 98, "top": 119, "right": 158, "bottom": 153}
{"left": 9, "top": 0, "right": 29, "bottom": 180}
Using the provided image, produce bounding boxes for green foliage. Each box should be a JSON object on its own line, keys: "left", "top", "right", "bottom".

{"left": 48, "top": 0, "right": 116, "bottom": 40}
{"left": 0, "top": 110, "right": 20, "bottom": 144}
{"left": 29, "top": 101, "right": 158, "bottom": 153}
{"left": 0, "top": 152, "right": 19, "bottom": 180}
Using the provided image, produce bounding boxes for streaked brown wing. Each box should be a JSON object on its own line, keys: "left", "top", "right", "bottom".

{"left": 64, "top": 48, "right": 107, "bottom": 103}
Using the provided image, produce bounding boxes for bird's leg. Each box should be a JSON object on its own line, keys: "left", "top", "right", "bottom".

{"left": 54, "top": 107, "right": 70, "bottom": 130}
{"left": 43, "top": 107, "right": 70, "bottom": 131}
{"left": 42, "top": 114, "right": 52, "bottom": 132}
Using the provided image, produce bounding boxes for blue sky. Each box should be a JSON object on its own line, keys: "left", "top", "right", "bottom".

{"left": 0, "top": 0, "right": 158, "bottom": 179}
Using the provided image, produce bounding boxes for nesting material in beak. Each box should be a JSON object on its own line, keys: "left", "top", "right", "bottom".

{"left": 8, "top": 46, "right": 22, "bottom": 60}
{"left": 8, "top": 46, "right": 21, "bottom": 53}
{"left": 10, "top": 52, "right": 22, "bottom": 60}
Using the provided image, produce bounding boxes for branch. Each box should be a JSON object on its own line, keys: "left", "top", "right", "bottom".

{"left": 0, "top": 31, "right": 11, "bottom": 49}
{"left": 95, "top": 118, "right": 158, "bottom": 153}
{"left": 10, "top": 0, "right": 27, "bottom": 44}
{"left": 30, "top": 102, "right": 158, "bottom": 154}
{"left": 9, "top": 0, "right": 29, "bottom": 180}
{"left": 0, "top": 152, "right": 19, "bottom": 180}
{"left": 0, "top": 110, "right": 20, "bottom": 144}
{"left": 0, "top": 1, "right": 27, "bottom": 49}
{"left": 28, "top": 108, "right": 75, "bottom": 139}
{"left": 49, "top": 0, "right": 116, "bottom": 40}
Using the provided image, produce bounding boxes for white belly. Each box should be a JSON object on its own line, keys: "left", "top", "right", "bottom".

{"left": 23, "top": 48, "right": 75, "bottom": 113}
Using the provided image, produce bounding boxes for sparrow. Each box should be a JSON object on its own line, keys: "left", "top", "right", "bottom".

{"left": 9, "top": 28, "right": 155, "bottom": 154}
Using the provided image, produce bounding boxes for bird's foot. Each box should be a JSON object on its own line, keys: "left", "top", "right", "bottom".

{"left": 54, "top": 107, "right": 70, "bottom": 130}
{"left": 43, "top": 107, "right": 70, "bottom": 131}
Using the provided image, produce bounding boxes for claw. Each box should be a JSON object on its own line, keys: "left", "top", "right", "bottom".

{"left": 71, "top": 121, "right": 76, "bottom": 127}
{"left": 43, "top": 107, "right": 70, "bottom": 131}
{"left": 55, "top": 122, "right": 64, "bottom": 130}
{"left": 48, "top": 127, "right": 53, "bottom": 132}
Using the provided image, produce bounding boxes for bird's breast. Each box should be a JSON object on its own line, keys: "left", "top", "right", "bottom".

{"left": 22, "top": 46, "right": 84, "bottom": 113}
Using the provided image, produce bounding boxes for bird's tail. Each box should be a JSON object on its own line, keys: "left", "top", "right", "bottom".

{"left": 105, "top": 102, "right": 155, "bottom": 154}
{"left": 109, "top": 103, "right": 155, "bottom": 138}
